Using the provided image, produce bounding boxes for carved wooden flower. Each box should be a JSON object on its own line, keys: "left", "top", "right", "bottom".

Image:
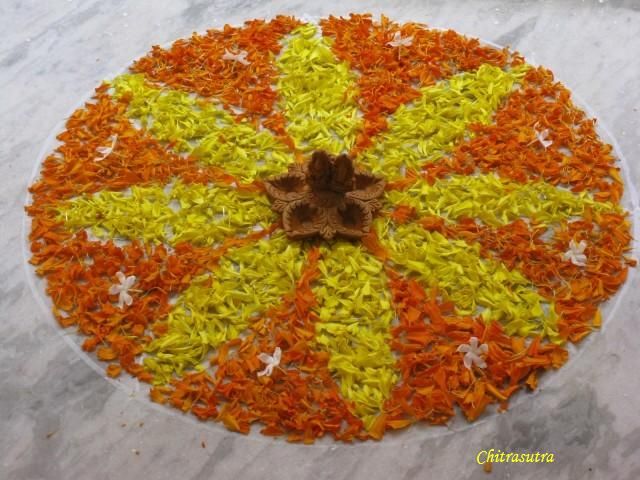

{"left": 263, "top": 151, "right": 385, "bottom": 240}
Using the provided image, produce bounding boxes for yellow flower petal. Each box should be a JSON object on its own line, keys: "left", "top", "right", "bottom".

{"left": 359, "top": 64, "right": 529, "bottom": 178}
{"left": 145, "top": 232, "right": 305, "bottom": 383}
{"left": 275, "top": 24, "right": 361, "bottom": 155}
{"left": 376, "top": 219, "right": 560, "bottom": 341}
{"left": 111, "top": 74, "right": 294, "bottom": 182}
{"left": 313, "top": 241, "right": 397, "bottom": 427}
{"left": 386, "top": 173, "right": 619, "bottom": 226}
{"left": 57, "top": 181, "right": 276, "bottom": 246}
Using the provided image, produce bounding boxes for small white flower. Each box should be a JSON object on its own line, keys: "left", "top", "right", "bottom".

{"left": 222, "top": 48, "right": 250, "bottom": 66}
{"left": 387, "top": 31, "right": 413, "bottom": 48}
{"left": 562, "top": 238, "right": 588, "bottom": 267}
{"left": 257, "top": 346, "right": 281, "bottom": 377}
{"left": 457, "top": 337, "right": 489, "bottom": 369}
{"left": 534, "top": 128, "right": 553, "bottom": 149}
{"left": 95, "top": 134, "right": 118, "bottom": 161}
{"left": 109, "top": 271, "right": 137, "bottom": 309}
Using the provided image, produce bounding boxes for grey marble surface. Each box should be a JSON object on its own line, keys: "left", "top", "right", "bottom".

{"left": 2, "top": 0, "right": 640, "bottom": 479}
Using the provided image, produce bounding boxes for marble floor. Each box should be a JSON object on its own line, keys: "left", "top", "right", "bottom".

{"left": 1, "top": 1, "right": 640, "bottom": 479}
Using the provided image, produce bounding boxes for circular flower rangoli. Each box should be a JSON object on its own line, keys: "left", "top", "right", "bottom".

{"left": 26, "top": 14, "right": 635, "bottom": 442}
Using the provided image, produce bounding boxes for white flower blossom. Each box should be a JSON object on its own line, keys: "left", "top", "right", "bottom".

{"left": 534, "top": 128, "right": 553, "bottom": 149}
{"left": 457, "top": 337, "right": 489, "bottom": 369}
{"left": 222, "top": 48, "right": 250, "bottom": 66}
{"left": 95, "top": 134, "right": 118, "bottom": 161}
{"left": 109, "top": 271, "right": 137, "bottom": 309}
{"left": 562, "top": 238, "right": 588, "bottom": 267}
{"left": 257, "top": 346, "right": 281, "bottom": 377}
{"left": 387, "top": 31, "right": 413, "bottom": 48}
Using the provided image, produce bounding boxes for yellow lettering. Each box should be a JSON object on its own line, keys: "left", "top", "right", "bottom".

{"left": 477, "top": 449, "right": 555, "bottom": 464}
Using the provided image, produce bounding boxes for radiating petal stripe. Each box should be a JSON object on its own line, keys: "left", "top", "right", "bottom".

{"left": 144, "top": 232, "right": 305, "bottom": 383}
{"left": 447, "top": 66, "right": 622, "bottom": 201}
{"left": 358, "top": 64, "right": 529, "bottom": 178}
{"left": 376, "top": 219, "right": 560, "bottom": 341}
{"left": 110, "top": 74, "right": 294, "bottom": 182}
{"left": 385, "top": 173, "right": 619, "bottom": 226}
{"left": 130, "top": 16, "right": 301, "bottom": 126}
{"left": 57, "top": 181, "right": 275, "bottom": 246}
{"left": 312, "top": 242, "right": 397, "bottom": 429}
{"left": 275, "top": 24, "right": 362, "bottom": 155}
{"left": 320, "top": 14, "right": 513, "bottom": 152}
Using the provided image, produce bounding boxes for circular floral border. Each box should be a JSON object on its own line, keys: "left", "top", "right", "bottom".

{"left": 25, "top": 14, "right": 636, "bottom": 443}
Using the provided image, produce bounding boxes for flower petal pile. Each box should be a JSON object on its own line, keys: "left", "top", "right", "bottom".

{"left": 26, "top": 13, "right": 635, "bottom": 443}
